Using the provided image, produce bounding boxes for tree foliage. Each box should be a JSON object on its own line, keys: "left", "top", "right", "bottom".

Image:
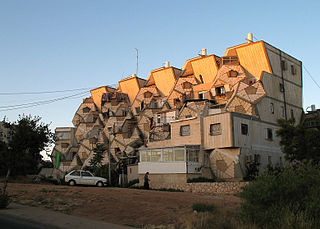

{"left": 240, "top": 163, "right": 320, "bottom": 228}
{"left": 89, "top": 144, "right": 106, "bottom": 169}
{"left": 0, "top": 115, "right": 53, "bottom": 176}
{"left": 277, "top": 118, "right": 320, "bottom": 162}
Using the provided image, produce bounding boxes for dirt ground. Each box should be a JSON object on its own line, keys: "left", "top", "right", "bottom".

{"left": 6, "top": 182, "right": 241, "bottom": 227}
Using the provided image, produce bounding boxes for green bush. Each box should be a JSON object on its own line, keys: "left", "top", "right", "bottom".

{"left": 240, "top": 162, "right": 320, "bottom": 228}
{"left": 192, "top": 202, "right": 216, "bottom": 213}
{"left": 0, "top": 193, "right": 9, "bottom": 209}
{"left": 126, "top": 179, "right": 139, "bottom": 187}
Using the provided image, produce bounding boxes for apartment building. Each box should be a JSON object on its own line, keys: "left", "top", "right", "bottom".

{"left": 54, "top": 34, "right": 303, "bottom": 186}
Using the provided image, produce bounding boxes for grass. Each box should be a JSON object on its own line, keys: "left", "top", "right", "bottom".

{"left": 192, "top": 202, "right": 217, "bottom": 213}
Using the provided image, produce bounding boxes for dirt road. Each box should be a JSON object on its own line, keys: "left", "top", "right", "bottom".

{"left": 7, "top": 183, "right": 241, "bottom": 227}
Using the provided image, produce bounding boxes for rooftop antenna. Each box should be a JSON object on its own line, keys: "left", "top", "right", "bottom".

{"left": 135, "top": 48, "right": 139, "bottom": 76}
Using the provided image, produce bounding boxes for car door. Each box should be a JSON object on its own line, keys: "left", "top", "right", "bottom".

{"left": 69, "top": 170, "right": 81, "bottom": 184}
{"left": 80, "top": 171, "right": 94, "bottom": 185}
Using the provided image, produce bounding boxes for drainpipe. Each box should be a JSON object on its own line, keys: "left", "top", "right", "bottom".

{"left": 199, "top": 111, "right": 205, "bottom": 170}
{"left": 280, "top": 51, "right": 288, "bottom": 120}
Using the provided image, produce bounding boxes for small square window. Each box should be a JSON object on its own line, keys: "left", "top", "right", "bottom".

{"left": 266, "top": 128, "right": 273, "bottom": 140}
{"left": 180, "top": 125, "right": 190, "bottom": 136}
{"left": 210, "top": 123, "right": 221, "bottom": 136}
{"left": 241, "top": 123, "right": 248, "bottom": 135}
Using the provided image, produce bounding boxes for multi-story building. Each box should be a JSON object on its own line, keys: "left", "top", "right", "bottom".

{"left": 54, "top": 34, "right": 303, "bottom": 187}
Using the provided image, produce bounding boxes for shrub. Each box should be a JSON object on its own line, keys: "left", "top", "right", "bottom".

{"left": 0, "top": 193, "right": 9, "bottom": 209}
{"left": 126, "top": 179, "right": 139, "bottom": 187}
{"left": 192, "top": 203, "right": 216, "bottom": 213}
{"left": 240, "top": 162, "right": 320, "bottom": 228}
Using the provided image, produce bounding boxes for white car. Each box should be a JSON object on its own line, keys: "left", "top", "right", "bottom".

{"left": 65, "top": 170, "right": 107, "bottom": 187}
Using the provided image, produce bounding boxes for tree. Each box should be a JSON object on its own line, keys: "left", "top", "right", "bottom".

{"left": 89, "top": 144, "right": 106, "bottom": 169}
{"left": 0, "top": 115, "right": 53, "bottom": 196}
{"left": 276, "top": 118, "right": 320, "bottom": 162}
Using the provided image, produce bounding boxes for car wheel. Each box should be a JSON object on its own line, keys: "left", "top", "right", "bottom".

{"left": 69, "top": 180, "right": 76, "bottom": 186}
{"left": 97, "top": 181, "right": 104, "bottom": 187}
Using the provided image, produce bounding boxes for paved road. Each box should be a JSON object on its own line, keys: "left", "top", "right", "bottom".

{"left": 0, "top": 203, "right": 131, "bottom": 229}
{"left": 0, "top": 214, "right": 56, "bottom": 229}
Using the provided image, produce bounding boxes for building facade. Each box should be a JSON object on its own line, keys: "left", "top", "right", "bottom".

{"left": 54, "top": 34, "right": 303, "bottom": 186}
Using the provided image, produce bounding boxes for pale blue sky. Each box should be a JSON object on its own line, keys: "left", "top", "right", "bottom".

{"left": 1, "top": 0, "right": 319, "bottom": 132}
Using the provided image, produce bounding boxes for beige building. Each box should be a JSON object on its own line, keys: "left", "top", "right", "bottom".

{"left": 54, "top": 34, "right": 303, "bottom": 186}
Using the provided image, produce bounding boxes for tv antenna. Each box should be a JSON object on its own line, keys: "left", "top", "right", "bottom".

{"left": 135, "top": 48, "right": 139, "bottom": 76}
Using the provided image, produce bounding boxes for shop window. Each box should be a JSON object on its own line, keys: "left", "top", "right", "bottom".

{"left": 241, "top": 123, "right": 248, "bottom": 135}
{"left": 180, "top": 125, "right": 190, "bottom": 136}
{"left": 210, "top": 123, "right": 221, "bottom": 136}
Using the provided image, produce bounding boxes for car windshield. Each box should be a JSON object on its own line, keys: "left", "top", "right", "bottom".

{"left": 70, "top": 171, "right": 80, "bottom": 176}
{"left": 81, "top": 171, "right": 93, "bottom": 177}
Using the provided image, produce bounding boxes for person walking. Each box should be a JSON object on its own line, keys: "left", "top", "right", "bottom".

{"left": 144, "top": 172, "right": 150, "bottom": 189}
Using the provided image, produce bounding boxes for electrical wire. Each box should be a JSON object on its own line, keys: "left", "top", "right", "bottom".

{"left": 0, "top": 91, "right": 90, "bottom": 112}
{"left": 0, "top": 87, "right": 91, "bottom": 95}
{"left": 303, "top": 64, "right": 320, "bottom": 90}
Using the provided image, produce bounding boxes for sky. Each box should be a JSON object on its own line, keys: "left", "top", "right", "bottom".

{"left": 1, "top": 0, "right": 320, "bottom": 135}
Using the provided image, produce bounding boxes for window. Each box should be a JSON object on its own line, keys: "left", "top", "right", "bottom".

{"left": 157, "top": 114, "right": 161, "bottom": 125}
{"left": 174, "top": 148, "right": 185, "bottom": 161}
{"left": 180, "top": 125, "right": 190, "bottom": 136}
{"left": 150, "top": 150, "right": 161, "bottom": 162}
{"left": 199, "top": 74, "right": 204, "bottom": 83}
{"left": 215, "top": 86, "right": 226, "bottom": 96}
{"left": 280, "top": 83, "right": 285, "bottom": 92}
{"left": 83, "top": 107, "right": 90, "bottom": 113}
{"left": 61, "top": 143, "right": 69, "bottom": 148}
{"left": 71, "top": 171, "right": 80, "bottom": 176}
{"left": 198, "top": 91, "right": 208, "bottom": 99}
{"left": 254, "top": 154, "right": 261, "bottom": 163}
{"left": 281, "top": 106, "right": 285, "bottom": 117}
{"left": 241, "top": 123, "right": 248, "bottom": 135}
{"left": 174, "top": 98, "right": 181, "bottom": 106}
{"left": 270, "top": 102, "right": 274, "bottom": 114}
{"left": 187, "top": 148, "right": 199, "bottom": 162}
{"left": 210, "top": 123, "right": 221, "bottom": 136}
{"left": 144, "top": 91, "right": 152, "bottom": 98}
{"left": 182, "top": 81, "right": 192, "bottom": 89}
{"left": 281, "top": 60, "right": 287, "bottom": 71}
{"left": 227, "top": 70, "right": 238, "bottom": 77}
{"left": 290, "top": 109, "right": 294, "bottom": 119}
{"left": 266, "top": 128, "right": 273, "bottom": 140}
{"left": 291, "top": 65, "right": 297, "bottom": 75}
{"left": 107, "top": 127, "right": 113, "bottom": 134}
{"left": 81, "top": 171, "right": 92, "bottom": 177}
{"left": 163, "top": 148, "right": 174, "bottom": 162}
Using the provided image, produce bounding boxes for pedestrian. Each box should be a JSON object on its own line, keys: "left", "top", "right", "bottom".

{"left": 144, "top": 172, "right": 150, "bottom": 189}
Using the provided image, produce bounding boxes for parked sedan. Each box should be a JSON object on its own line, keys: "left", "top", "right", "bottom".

{"left": 65, "top": 170, "right": 107, "bottom": 187}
